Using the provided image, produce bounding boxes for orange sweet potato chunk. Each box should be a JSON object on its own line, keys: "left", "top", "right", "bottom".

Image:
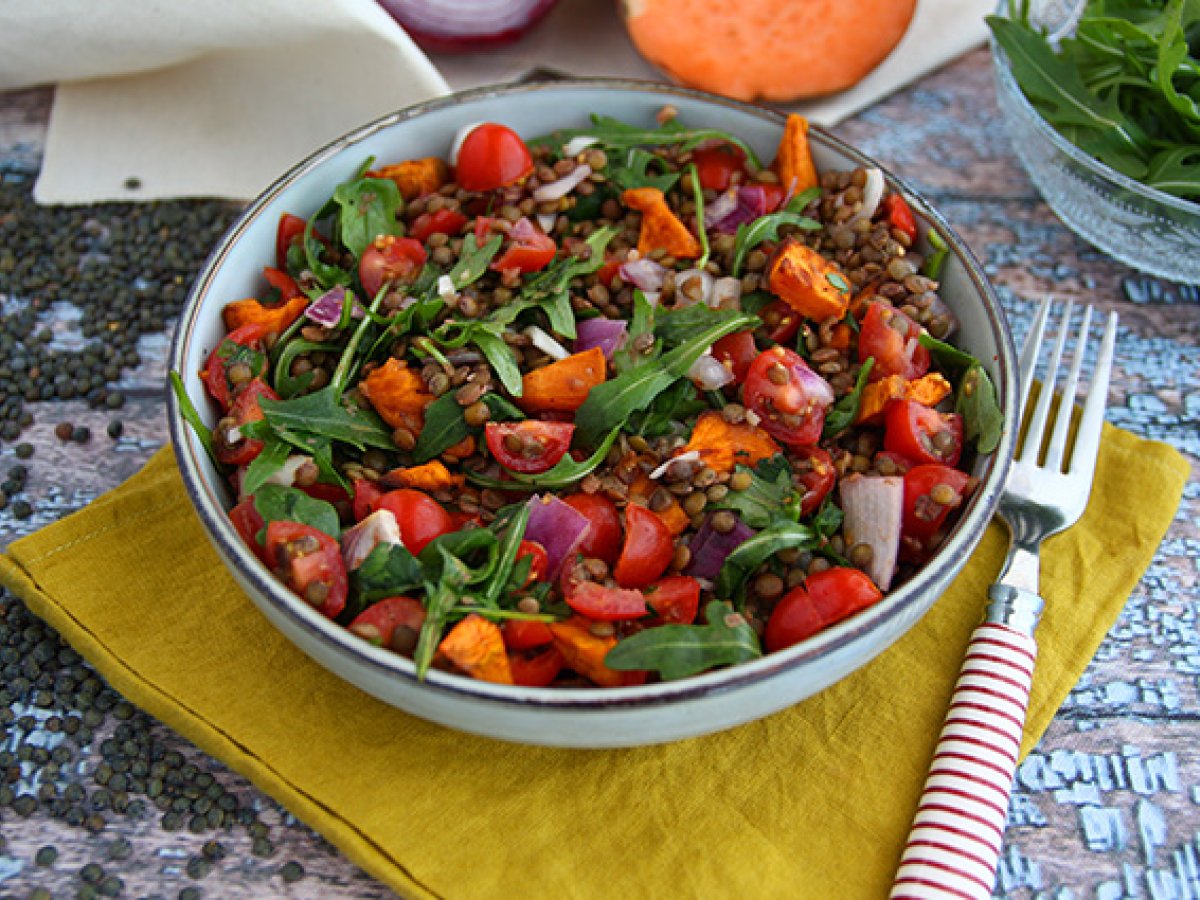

{"left": 681, "top": 411, "right": 780, "bottom": 474}
{"left": 629, "top": 474, "right": 690, "bottom": 536}
{"left": 359, "top": 358, "right": 433, "bottom": 432}
{"left": 221, "top": 296, "right": 308, "bottom": 335}
{"left": 549, "top": 618, "right": 646, "bottom": 688}
{"left": 371, "top": 157, "right": 448, "bottom": 201}
{"left": 519, "top": 347, "right": 607, "bottom": 413}
{"left": 773, "top": 114, "right": 820, "bottom": 195}
{"left": 856, "top": 372, "right": 954, "bottom": 424}
{"left": 438, "top": 615, "right": 514, "bottom": 685}
{"left": 766, "top": 238, "right": 850, "bottom": 323}
{"left": 622, "top": 187, "right": 701, "bottom": 259}
{"left": 385, "top": 460, "right": 465, "bottom": 492}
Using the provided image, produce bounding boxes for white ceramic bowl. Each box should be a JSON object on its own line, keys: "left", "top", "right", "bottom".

{"left": 168, "top": 80, "right": 1017, "bottom": 748}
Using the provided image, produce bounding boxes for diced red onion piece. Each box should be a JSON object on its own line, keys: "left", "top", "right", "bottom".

{"left": 573, "top": 316, "right": 628, "bottom": 360}
{"left": 687, "top": 353, "right": 734, "bottom": 391}
{"left": 796, "top": 359, "right": 837, "bottom": 409}
{"left": 673, "top": 268, "right": 714, "bottom": 307}
{"left": 705, "top": 189, "right": 738, "bottom": 225}
{"left": 708, "top": 184, "right": 772, "bottom": 234}
{"left": 536, "top": 212, "right": 557, "bottom": 233}
{"left": 619, "top": 257, "right": 668, "bottom": 293}
{"left": 684, "top": 512, "right": 755, "bottom": 579}
{"left": 839, "top": 475, "right": 904, "bottom": 590}
{"left": 532, "top": 163, "right": 593, "bottom": 202}
{"left": 525, "top": 494, "right": 591, "bottom": 579}
{"left": 341, "top": 509, "right": 403, "bottom": 571}
{"left": 563, "top": 135, "right": 599, "bottom": 157}
{"left": 305, "top": 286, "right": 345, "bottom": 327}
{"left": 711, "top": 277, "right": 742, "bottom": 307}
{"left": 526, "top": 325, "right": 570, "bottom": 360}
{"left": 850, "top": 167, "right": 885, "bottom": 225}
{"left": 448, "top": 121, "right": 486, "bottom": 168}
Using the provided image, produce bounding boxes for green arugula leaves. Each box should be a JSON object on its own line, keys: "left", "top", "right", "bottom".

{"left": 605, "top": 601, "right": 761, "bottom": 681}
{"left": 533, "top": 114, "right": 764, "bottom": 169}
{"left": 730, "top": 188, "right": 822, "bottom": 276}
{"left": 712, "top": 455, "right": 800, "bottom": 529}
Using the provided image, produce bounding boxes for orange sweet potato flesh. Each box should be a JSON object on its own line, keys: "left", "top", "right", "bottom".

{"left": 774, "top": 114, "right": 819, "bottom": 195}
{"left": 628, "top": 475, "right": 690, "bottom": 536}
{"left": 680, "top": 411, "right": 780, "bottom": 474}
{"left": 384, "top": 460, "right": 465, "bottom": 492}
{"left": 767, "top": 238, "right": 850, "bottom": 323}
{"left": 519, "top": 347, "right": 607, "bottom": 413}
{"left": 622, "top": 0, "right": 917, "bottom": 102}
{"left": 359, "top": 358, "right": 433, "bottom": 432}
{"left": 621, "top": 187, "right": 701, "bottom": 259}
{"left": 855, "top": 373, "right": 953, "bottom": 424}
{"left": 438, "top": 615, "right": 514, "bottom": 685}
{"left": 222, "top": 296, "right": 308, "bottom": 335}
{"left": 370, "top": 158, "right": 448, "bottom": 201}
{"left": 549, "top": 618, "right": 646, "bottom": 688}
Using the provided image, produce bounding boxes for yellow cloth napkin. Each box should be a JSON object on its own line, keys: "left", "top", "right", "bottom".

{"left": 0, "top": 425, "right": 1187, "bottom": 899}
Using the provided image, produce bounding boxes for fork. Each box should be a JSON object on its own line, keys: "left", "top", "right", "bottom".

{"left": 890, "top": 297, "right": 1118, "bottom": 900}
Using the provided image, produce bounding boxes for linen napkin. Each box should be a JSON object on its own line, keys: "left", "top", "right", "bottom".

{"left": 0, "top": 425, "right": 1186, "bottom": 899}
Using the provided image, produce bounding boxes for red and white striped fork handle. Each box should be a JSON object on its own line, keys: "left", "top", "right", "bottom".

{"left": 890, "top": 620, "right": 1037, "bottom": 900}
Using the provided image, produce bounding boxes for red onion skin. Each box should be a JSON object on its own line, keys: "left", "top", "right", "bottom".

{"left": 684, "top": 513, "right": 754, "bottom": 579}
{"left": 377, "top": 0, "right": 559, "bottom": 51}
{"left": 708, "top": 185, "right": 771, "bottom": 234}
{"left": 524, "top": 494, "right": 591, "bottom": 580}
{"left": 619, "top": 258, "right": 668, "bottom": 293}
{"left": 305, "top": 286, "right": 346, "bottom": 327}
{"left": 573, "top": 317, "right": 628, "bottom": 360}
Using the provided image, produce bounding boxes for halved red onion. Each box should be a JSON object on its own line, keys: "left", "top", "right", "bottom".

{"left": 573, "top": 316, "right": 628, "bottom": 360}
{"left": 687, "top": 353, "right": 735, "bottom": 391}
{"left": 673, "top": 268, "right": 714, "bottom": 307}
{"left": 341, "top": 509, "right": 403, "bottom": 571}
{"left": 525, "top": 494, "right": 591, "bottom": 579}
{"left": 619, "top": 257, "right": 668, "bottom": 293}
{"left": 684, "top": 512, "right": 755, "bottom": 579}
{"left": 305, "top": 286, "right": 346, "bottom": 327}
{"left": 532, "top": 163, "right": 592, "bottom": 202}
{"left": 850, "top": 168, "right": 886, "bottom": 225}
{"left": 839, "top": 475, "right": 904, "bottom": 590}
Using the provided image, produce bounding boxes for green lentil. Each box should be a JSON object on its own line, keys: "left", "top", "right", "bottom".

{"left": 35, "top": 845, "right": 59, "bottom": 866}
{"left": 280, "top": 860, "right": 306, "bottom": 883}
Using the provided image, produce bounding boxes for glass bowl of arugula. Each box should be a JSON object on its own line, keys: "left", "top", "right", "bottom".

{"left": 988, "top": 0, "right": 1200, "bottom": 284}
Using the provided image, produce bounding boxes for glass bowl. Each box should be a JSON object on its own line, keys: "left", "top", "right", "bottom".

{"left": 989, "top": 2, "right": 1200, "bottom": 285}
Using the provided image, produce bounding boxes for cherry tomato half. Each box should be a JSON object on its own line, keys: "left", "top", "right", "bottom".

{"left": 884, "top": 400, "right": 964, "bottom": 467}
{"left": 712, "top": 330, "right": 758, "bottom": 383}
{"left": 743, "top": 346, "right": 834, "bottom": 447}
{"left": 515, "top": 540, "right": 549, "bottom": 585}
{"left": 214, "top": 378, "right": 278, "bottom": 467}
{"left": 765, "top": 567, "right": 883, "bottom": 652}
{"left": 454, "top": 123, "right": 534, "bottom": 193}
{"left": 376, "top": 489, "right": 453, "bottom": 555}
{"left": 502, "top": 619, "right": 554, "bottom": 652}
{"left": 359, "top": 235, "right": 427, "bottom": 299}
{"left": 264, "top": 521, "right": 348, "bottom": 619}
{"left": 201, "top": 323, "right": 270, "bottom": 410}
{"left": 613, "top": 503, "right": 674, "bottom": 589}
{"left": 230, "top": 498, "right": 267, "bottom": 563}
{"left": 757, "top": 299, "right": 801, "bottom": 347}
{"left": 791, "top": 446, "right": 837, "bottom": 518}
{"left": 692, "top": 143, "right": 747, "bottom": 192}
{"left": 644, "top": 575, "right": 701, "bottom": 625}
{"left": 562, "top": 493, "right": 623, "bottom": 565}
{"left": 262, "top": 266, "right": 301, "bottom": 301}
{"left": 565, "top": 581, "right": 648, "bottom": 621}
{"left": 881, "top": 194, "right": 918, "bottom": 243}
{"left": 492, "top": 219, "right": 556, "bottom": 275}
{"left": 902, "top": 464, "right": 972, "bottom": 545}
{"left": 858, "top": 301, "right": 931, "bottom": 381}
{"left": 347, "top": 596, "right": 426, "bottom": 653}
{"left": 508, "top": 646, "right": 565, "bottom": 687}
{"left": 276, "top": 213, "right": 308, "bottom": 271}
{"left": 408, "top": 208, "right": 468, "bottom": 244}
{"left": 485, "top": 420, "right": 575, "bottom": 474}
{"left": 351, "top": 478, "right": 385, "bottom": 523}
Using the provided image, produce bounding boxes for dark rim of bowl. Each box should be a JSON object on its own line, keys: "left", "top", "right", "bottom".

{"left": 168, "top": 77, "right": 1017, "bottom": 712}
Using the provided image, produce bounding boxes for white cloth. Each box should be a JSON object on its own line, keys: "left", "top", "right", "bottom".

{"left": 2, "top": 0, "right": 994, "bottom": 205}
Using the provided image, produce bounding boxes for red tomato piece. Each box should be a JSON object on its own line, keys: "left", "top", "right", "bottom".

{"left": 201, "top": 323, "right": 270, "bottom": 410}
{"left": 562, "top": 493, "right": 623, "bottom": 565}
{"left": 508, "top": 646, "right": 565, "bottom": 687}
{"left": 214, "top": 379, "right": 278, "bottom": 467}
{"left": 881, "top": 193, "right": 918, "bottom": 243}
{"left": 348, "top": 596, "right": 426, "bottom": 652}
{"left": 595, "top": 258, "right": 623, "bottom": 290}
{"left": 454, "top": 123, "right": 534, "bottom": 192}
{"left": 791, "top": 446, "right": 836, "bottom": 518}
{"left": 229, "top": 498, "right": 267, "bottom": 562}
{"left": 376, "top": 489, "right": 453, "bottom": 555}
{"left": 765, "top": 567, "right": 883, "bottom": 652}
{"left": 484, "top": 420, "right": 575, "bottom": 475}
{"left": 358, "top": 236, "right": 427, "bottom": 299}
{"left": 902, "top": 464, "right": 973, "bottom": 544}
{"left": 515, "top": 540, "right": 549, "bottom": 585}
{"left": 743, "top": 346, "right": 834, "bottom": 447}
{"left": 492, "top": 221, "right": 556, "bottom": 274}
{"left": 858, "top": 301, "right": 931, "bottom": 381}
{"left": 613, "top": 503, "right": 674, "bottom": 589}
{"left": 644, "top": 575, "right": 701, "bottom": 625}
{"left": 884, "top": 400, "right": 964, "bottom": 467}
{"left": 276, "top": 213, "right": 308, "bottom": 271}
{"left": 565, "top": 581, "right": 648, "bottom": 621}
{"left": 758, "top": 299, "right": 801, "bottom": 346}
{"left": 264, "top": 521, "right": 348, "bottom": 619}
{"left": 408, "top": 208, "right": 468, "bottom": 243}
{"left": 262, "top": 266, "right": 301, "bottom": 301}
{"left": 351, "top": 479, "right": 385, "bottom": 522}
{"left": 692, "top": 143, "right": 748, "bottom": 192}
{"left": 757, "top": 183, "right": 787, "bottom": 214}
{"left": 712, "top": 330, "right": 758, "bottom": 383}
{"left": 502, "top": 619, "right": 554, "bottom": 651}
{"left": 298, "top": 482, "right": 350, "bottom": 506}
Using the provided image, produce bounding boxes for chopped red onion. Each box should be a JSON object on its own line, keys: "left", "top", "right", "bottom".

{"left": 708, "top": 185, "right": 772, "bottom": 234}
{"left": 704, "top": 189, "right": 738, "bottom": 225}
{"left": 573, "top": 317, "right": 628, "bottom": 360}
{"left": 509, "top": 216, "right": 541, "bottom": 242}
{"left": 619, "top": 257, "right": 668, "bottom": 293}
{"left": 684, "top": 512, "right": 755, "bottom": 579}
{"left": 839, "top": 475, "right": 904, "bottom": 590}
{"left": 437, "top": 274, "right": 456, "bottom": 300}
{"left": 305, "top": 287, "right": 346, "bottom": 327}
{"left": 563, "top": 135, "right": 599, "bottom": 157}
{"left": 341, "top": 509, "right": 403, "bottom": 571}
{"left": 532, "top": 164, "right": 593, "bottom": 202}
{"left": 711, "top": 277, "right": 742, "bottom": 308}
{"left": 687, "top": 353, "right": 734, "bottom": 391}
{"left": 796, "top": 360, "right": 837, "bottom": 409}
{"left": 525, "top": 494, "right": 591, "bottom": 579}
{"left": 673, "top": 268, "right": 714, "bottom": 307}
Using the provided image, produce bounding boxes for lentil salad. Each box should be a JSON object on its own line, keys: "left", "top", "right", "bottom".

{"left": 175, "top": 110, "right": 1003, "bottom": 688}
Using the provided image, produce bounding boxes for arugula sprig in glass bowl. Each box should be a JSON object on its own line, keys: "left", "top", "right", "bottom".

{"left": 988, "top": 0, "right": 1200, "bottom": 284}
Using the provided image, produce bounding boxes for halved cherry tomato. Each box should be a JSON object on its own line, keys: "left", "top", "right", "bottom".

{"left": 230, "top": 498, "right": 267, "bottom": 562}
{"left": 502, "top": 619, "right": 554, "bottom": 651}
{"left": 201, "top": 323, "right": 270, "bottom": 410}
{"left": 644, "top": 575, "right": 701, "bottom": 624}
{"left": 743, "top": 346, "right": 834, "bottom": 447}
{"left": 454, "top": 123, "right": 534, "bottom": 192}
{"left": 565, "top": 581, "right": 648, "bottom": 621}
{"left": 408, "top": 208, "right": 468, "bottom": 243}
{"left": 613, "top": 503, "right": 674, "bottom": 589}
{"left": 595, "top": 258, "right": 623, "bottom": 290}
{"left": 756, "top": 183, "right": 787, "bottom": 214}
{"left": 515, "top": 540, "right": 549, "bottom": 585}
{"left": 712, "top": 330, "right": 758, "bottom": 383}
{"left": 352, "top": 478, "right": 384, "bottom": 523}
{"left": 276, "top": 213, "right": 308, "bottom": 270}
{"left": 492, "top": 219, "right": 556, "bottom": 274}
{"left": 758, "top": 300, "right": 801, "bottom": 346}
{"left": 297, "top": 482, "right": 350, "bottom": 506}
{"left": 214, "top": 379, "right": 278, "bottom": 467}
{"left": 692, "top": 143, "right": 747, "bottom": 192}
{"left": 562, "top": 493, "right": 623, "bottom": 565}
{"left": 358, "top": 235, "right": 427, "bottom": 299}
{"left": 264, "top": 521, "right": 348, "bottom": 619}
{"left": 858, "top": 301, "right": 931, "bottom": 381}
{"left": 348, "top": 596, "right": 426, "bottom": 651}
{"left": 485, "top": 420, "right": 575, "bottom": 475}
{"left": 791, "top": 446, "right": 836, "bottom": 517}
{"left": 262, "top": 266, "right": 301, "bottom": 301}
{"left": 902, "top": 464, "right": 972, "bottom": 544}
{"left": 884, "top": 400, "right": 964, "bottom": 467}
{"left": 874, "top": 450, "right": 915, "bottom": 475}
{"left": 508, "top": 646, "right": 565, "bottom": 687}
{"left": 881, "top": 194, "right": 918, "bottom": 243}
{"left": 376, "top": 489, "right": 453, "bottom": 555}
{"left": 765, "top": 567, "right": 883, "bottom": 652}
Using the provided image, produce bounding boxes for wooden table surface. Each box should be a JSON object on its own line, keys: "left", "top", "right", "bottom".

{"left": 0, "top": 42, "right": 1197, "bottom": 900}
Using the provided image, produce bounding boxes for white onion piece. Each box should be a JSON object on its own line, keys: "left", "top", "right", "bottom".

{"left": 839, "top": 475, "right": 904, "bottom": 590}
{"left": 687, "top": 353, "right": 735, "bottom": 391}
{"left": 673, "top": 268, "right": 714, "bottom": 307}
{"left": 641, "top": 290, "right": 661, "bottom": 307}
{"left": 526, "top": 325, "right": 570, "bottom": 360}
{"left": 536, "top": 212, "right": 558, "bottom": 233}
{"left": 263, "top": 455, "right": 313, "bottom": 489}
{"left": 711, "top": 276, "right": 743, "bottom": 308}
{"left": 341, "top": 509, "right": 403, "bottom": 571}
{"left": 564, "top": 135, "right": 599, "bottom": 157}
{"left": 532, "top": 163, "right": 592, "bottom": 202}
{"left": 448, "top": 121, "right": 487, "bottom": 167}
{"left": 850, "top": 167, "right": 886, "bottom": 225}
{"left": 649, "top": 450, "right": 702, "bottom": 480}
{"left": 437, "top": 274, "right": 456, "bottom": 300}
{"left": 619, "top": 257, "right": 668, "bottom": 293}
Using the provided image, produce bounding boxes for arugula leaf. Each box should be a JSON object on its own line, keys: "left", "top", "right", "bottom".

{"left": 612, "top": 289, "right": 658, "bottom": 373}
{"left": 688, "top": 163, "right": 710, "bottom": 269}
{"left": 516, "top": 226, "right": 618, "bottom": 339}
{"left": 822, "top": 358, "right": 875, "bottom": 438}
{"left": 654, "top": 304, "right": 751, "bottom": 349}
{"left": 169, "top": 371, "right": 225, "bottom": 473}
{"left": 303, "top": 215, "right": 351, "bottom": 289}
{"left": 412, "top": 548, "right": 470, "bottom": 679}
{"left": 627, "top": 379, "right": 708, "bottom": 438}
{"left": 413, "top": 392, "right": 523, "bottom": 464}
{"left": 260, "top": 387, "right": 395, "bottom": 451}
{"left": 605, "top": 600, "right": 761, "bottom": 681}
{"left": 810, "top": 498, "right": 844, "bottom": 539}
{"left": 419, "top": 528, "right": 500, "bottom": 587}
{"left": 273, "top": 339, "right": 335, "bottom": 399}
{"left": 481, "top": 502, "right": 531, "bottom": 607}
{"left": 715, "top": 521, "right": 823, "bottom": 603}
{"left": 351, "top": 542, "right": 425, "bottom": 604}
{"left": 332, "top": 175, "right": 403, "bottom": 259}
{"left": 447, "top": 233, "right": 503, "bottom": 290}
{"left": 922, "top": 229, "right": 950, "bottom": 279}
{"left": 240, "top": 438, "right": 292, "bottom": 497}
{"left": 253, "top": 484, "right": 340, "bottom": 540}
{"left": 730, "top": 190, "right": 822, "bottom": 276}
{"left": 713, "top": 455, "right": 799, "bottom": 529}
{"left": 918, "top": 333, "right": 979, "bottom": 372}
{"left": 957, "top": 364, "right": 1004, "bottom": 454}
{"left": 533, "top": 114, "right": 764, "bottom": 168}
{"left": 466, "top": 426, "right": 622, "bottom": 491}
{"left": 608, "top": 148, "right": 682, "bottom": 192}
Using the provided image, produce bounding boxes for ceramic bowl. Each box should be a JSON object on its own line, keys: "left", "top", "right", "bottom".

{"left": 168, "top": 79, "right": 1017, "bottom": 748}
